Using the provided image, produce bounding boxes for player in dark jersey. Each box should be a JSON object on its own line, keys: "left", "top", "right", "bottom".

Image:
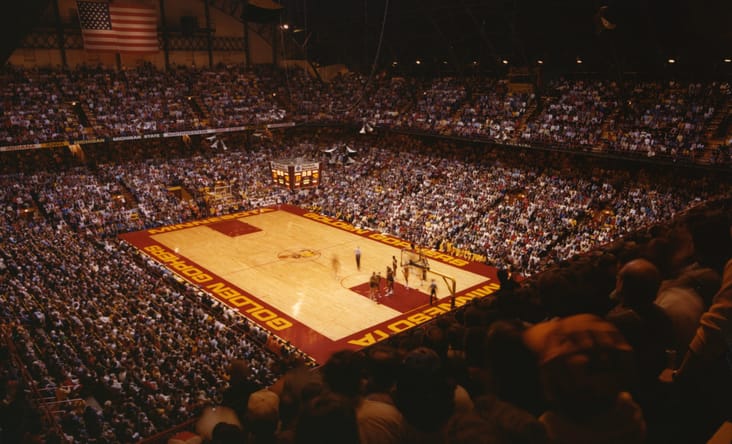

{"left": 386, "top": 266, "right": 395, "bottom": 296}
{"left": 429, "top": 279, "right": 438, "bottom": 305}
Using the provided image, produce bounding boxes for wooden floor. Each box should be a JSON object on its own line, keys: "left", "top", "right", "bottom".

{"left": 121, "top": 205, "right": 497, "bottom": 363}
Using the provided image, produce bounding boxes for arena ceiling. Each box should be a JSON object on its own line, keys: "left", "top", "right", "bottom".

{"left": 0, "top": 0, "right": 50, "bottom": 64}
{"left": 282, "top": 0, "right": 732, "bottom": 74}
{"left": 1, "top": 0, "right": 730, "bottom": 75}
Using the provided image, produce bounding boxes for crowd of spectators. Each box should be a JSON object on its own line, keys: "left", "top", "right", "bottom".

{"left": 359, "top": 75, "right": 422, "bottom": 128}
{"left": 2, "top": 64, "right": 731, "bottom": 166}
{"left": 83, "top": 128, "right": 712, "bottom": 275}
{"left": 603, "top": 81, "right": 729, "bottom": 161}
{"left": 276, "top": 70, "right": 369, "bottom": 122}
{"left": 132, "top": 199, "right": 731, "bottom": 444}
{"left": 191, "top": 67, "right": 286, "bottom": 128}
{"left": 3, "top": 128, "right": 719, "bottom": 271}
{"left": 31, "top": 169, "right": 132, "bottom": 235}
{"left": 1, "top": 73, "right": 732, "bottom": 443}
{"left": 73, "top": 64, "right": 205, "bottom": 138}
{"left": 398, "top": 77, "right": 467, "bottom": 135}
{"left": 0, "top": 66, "right": 86, "bottom": 145}
{"left": 0, "top": 216, "right": 307, "bottom": 442}
{"left": 452, "top": 79, "right": 531, "bottom": 141}
{"left": 521, "top": 79, "right": 618, "bottom": 149}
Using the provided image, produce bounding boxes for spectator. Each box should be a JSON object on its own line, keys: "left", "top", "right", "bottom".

{"left": 608, "top": 259, "right": 674, "bottom": 376}
{"left": 524, "top": 314, "right": 645, "bottom": 444}
{"left": 295, "top": 392, "right": 361, "bottom": 444}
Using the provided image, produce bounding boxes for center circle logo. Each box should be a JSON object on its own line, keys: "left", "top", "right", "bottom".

{"left": 277, "top": 248, "right": 322, "bottom": 261}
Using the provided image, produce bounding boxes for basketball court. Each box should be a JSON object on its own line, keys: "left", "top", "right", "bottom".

{"left": 120, "top": 205, "right": 500, "bottom": 363}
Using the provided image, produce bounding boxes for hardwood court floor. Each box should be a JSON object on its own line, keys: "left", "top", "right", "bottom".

{"left": 121, "top": 205, "right": 498, "bottom": 363}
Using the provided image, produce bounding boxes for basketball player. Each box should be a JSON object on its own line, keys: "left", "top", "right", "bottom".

{"left": 392, "top": 256, "right": 398, "bottom": 276}
{"left": 377, "top": 272, "right": 384, "bottom": 299}
{"left": 386, "top": 266, "right": 395, "bottom": 296}
{"left": 429, "top": 279, "right": 438, "bottom": 305}
{"left": 420, "top": 252, "right": 428, "bottom": 285}
{"left": 369, "top": 272, "right": 379, "bottom": 302}
{"left": 402, "top": 263, "right": 410, "bottom": 289}
{"left": 331, "top": 254, "right": 341, "bottom": 279}
{"left": 355, "top": 246, "right": 362, "bottom": 271}
{"left": 419, "top": 259, "right": 427, "bottom": 287}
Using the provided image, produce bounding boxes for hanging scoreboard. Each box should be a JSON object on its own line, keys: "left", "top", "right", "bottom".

{"left": 270, "top": 159, "right": 321, "bottom": 190}
{"left": 270, "top": 160, "right": 290, "bottom": 188}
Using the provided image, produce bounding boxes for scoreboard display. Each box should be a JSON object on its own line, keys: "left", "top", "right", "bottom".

{"left": 271, "top": 161, "right": 290, "bottom": 188}
{"left": 270, "top": 159, "right": 321, "bottom": 190}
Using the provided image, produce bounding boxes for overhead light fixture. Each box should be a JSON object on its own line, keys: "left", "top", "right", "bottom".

{"left": 281, "top": 24, "right": 289, "bottom": 30}
{"left": 502, "top": 59, "right": 509, "bottom": 65}
{"left": 576, "top": 58, "right": 583, "bottom": 64}
{"left": 724, "top": 58, "right": 731, "bottom": 63}
{"left": 537, "top": 59, "right": 544, "bottom": 65}
{"left": 415, "top": 60, "right": 421, "bottom": 65}
{"left": 667, "top": 58, "right": 676, "bottom": 64}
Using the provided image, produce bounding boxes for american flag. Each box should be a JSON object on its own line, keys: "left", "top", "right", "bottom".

{"left": 77, "top": 1, "right": 159, "bottom": 53}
